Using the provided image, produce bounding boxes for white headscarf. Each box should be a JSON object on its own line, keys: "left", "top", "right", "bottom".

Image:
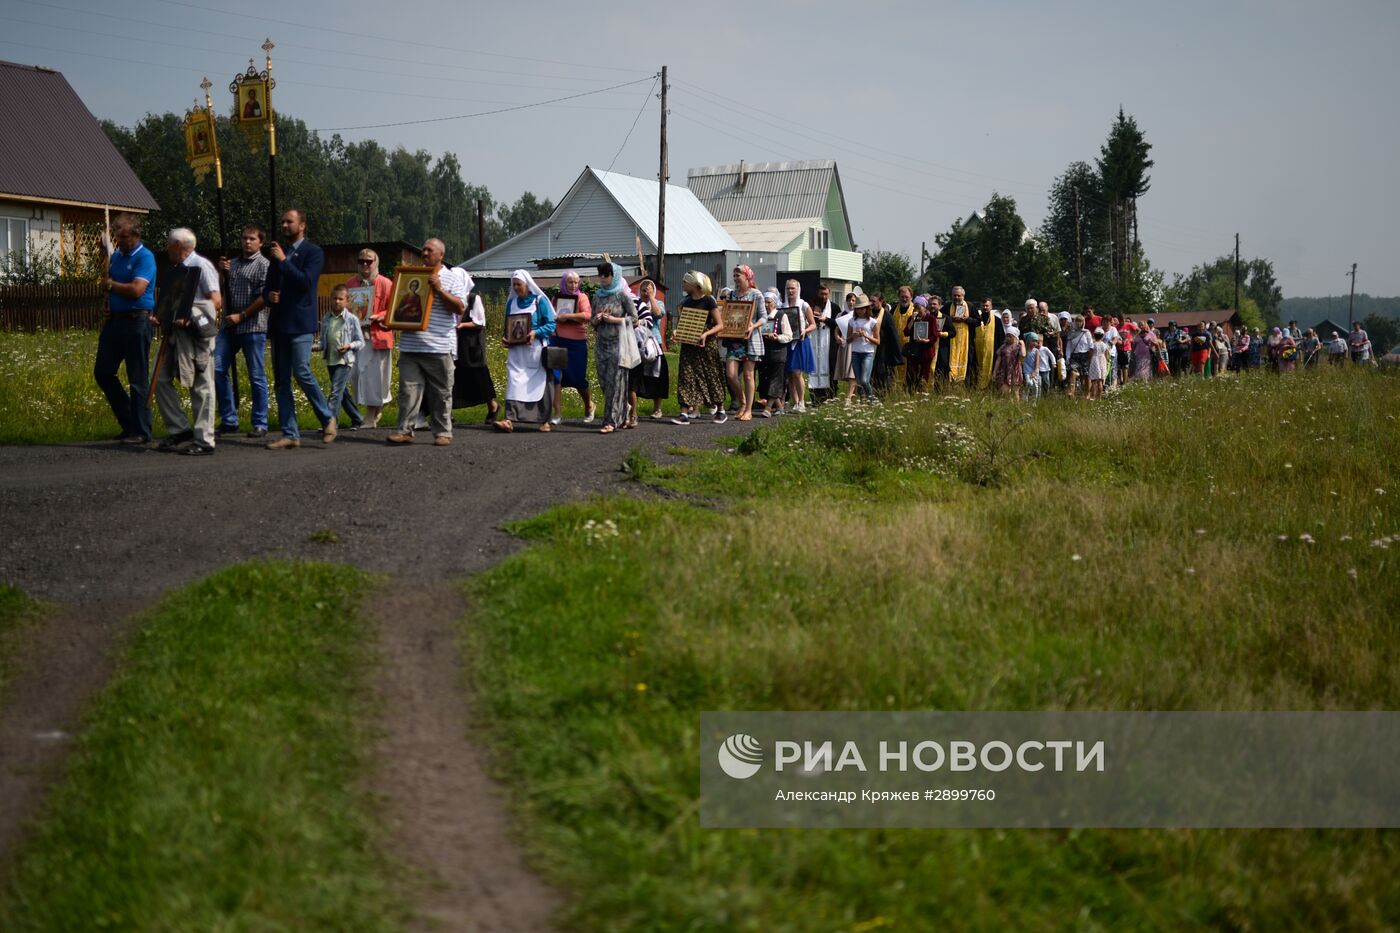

{"left": 511, "top": 268, "right": 544, "bottom": 300}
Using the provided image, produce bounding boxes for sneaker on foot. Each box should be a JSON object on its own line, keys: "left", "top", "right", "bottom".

{"left": 670, "top": 413, "right": 692, "bottom": 425}
{"left": 583, "top": 407, "right": 596, "bottom": 424}
{"left": 713, "top": 410, "right": 728, "bottom": 424}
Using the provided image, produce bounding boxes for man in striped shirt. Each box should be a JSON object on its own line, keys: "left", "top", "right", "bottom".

{"left": 215, "top": 225, "right": 271, "bottom": 437}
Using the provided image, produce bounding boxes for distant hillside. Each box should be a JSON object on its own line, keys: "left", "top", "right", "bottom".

{"left": 1281, "top": 294, "right": 1400, "bottom": 325}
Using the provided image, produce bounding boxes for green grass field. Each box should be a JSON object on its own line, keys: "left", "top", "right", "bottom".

{"left": 464, "top": 367, "right": 1400, "bottom": 931}
{"left": 0, "top": 308, "right": 681, "bottom": 444}
{"left": 0, "top": 563, "right": 404, "bottom": 931}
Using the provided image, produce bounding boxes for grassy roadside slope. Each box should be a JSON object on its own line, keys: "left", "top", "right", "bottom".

{"left": 0, "top": 562, "right": 403, "bottom": 931}
{"left": 466, "top": 368, "right": 1400, "bottom": 931}
{"left": 0, "top": 584, "right": 42, "bottom": 702}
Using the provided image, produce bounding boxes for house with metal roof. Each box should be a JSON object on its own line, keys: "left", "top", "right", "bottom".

{"left": 686, "top": 159, "right": 863, "bottom": 292}
{"left": 0, "top": 60, "right": 159, "bottom": 274}
{"left": 464, "top": 166, "right": 788, "bottom": 292}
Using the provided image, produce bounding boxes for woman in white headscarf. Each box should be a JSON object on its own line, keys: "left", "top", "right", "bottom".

{"left": 589, "top": 261, "right": 637, "bottom": 434}
{"left": 494, "top": 269, "right": 556, "bottom": 433}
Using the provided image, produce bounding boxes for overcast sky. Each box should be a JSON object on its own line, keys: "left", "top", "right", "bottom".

{"left": 6, "top": 0, "right": 1398, "bottom": 297}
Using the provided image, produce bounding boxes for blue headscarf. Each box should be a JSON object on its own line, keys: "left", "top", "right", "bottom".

{"left": 595, "top": 262, "right": 631, "bottom": 299}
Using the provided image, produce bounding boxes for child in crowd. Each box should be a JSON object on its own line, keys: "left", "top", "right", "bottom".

{"left": 321, "top": 284, "right": 365, "bottom": 433}
{"left": 1088, "top": 326, "right": 1111, "bottom": 401}
{"left": 992, "top": 329, "right": 1025, "bottom": 400}
{"left": 1023, "top": 332, "right": 1053, "bottom": 400}
{"left": 845, "top": 294, "right": 879, "bottom": 402}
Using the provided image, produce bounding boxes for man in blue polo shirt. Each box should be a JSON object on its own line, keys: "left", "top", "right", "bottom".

{"left": 95, "top": 213, "right": 157, "bottom": 443}
{"left": 263, "top": 207, "right": 335, "bottom": 449}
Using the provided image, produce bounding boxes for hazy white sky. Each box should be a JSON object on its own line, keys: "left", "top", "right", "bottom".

{"left": 6, "top": 0, "right": 1398, "bottom": 297}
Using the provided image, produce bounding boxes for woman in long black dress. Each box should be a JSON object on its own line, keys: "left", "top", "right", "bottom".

{"left": 452, "top": 271, "right": 498, "bottom": 423}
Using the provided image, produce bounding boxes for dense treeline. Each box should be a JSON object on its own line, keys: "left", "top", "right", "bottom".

{"left": 862, "top": 109, "right": 1290, "bottom": 328}
{"left": 101, "top": 110, "right": 552, "bottom": 265}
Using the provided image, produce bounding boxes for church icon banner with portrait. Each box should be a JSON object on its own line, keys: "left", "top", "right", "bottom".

{"left": 229, "top": 57, "right": 275, "bottom": 149}
{"left": 182, "top": 107, "right": 217, "bottom": 183}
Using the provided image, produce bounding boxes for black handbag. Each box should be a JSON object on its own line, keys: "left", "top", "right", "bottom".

{"left": 542, "top": 346, "right": 569, "bottom": 370}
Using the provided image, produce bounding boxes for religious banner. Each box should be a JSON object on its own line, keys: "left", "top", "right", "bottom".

{"left": 182, "top": 103, "right": 218, "bottom": 183}
{"left": 229, "top": 55, "right": 274, "bottom": 149}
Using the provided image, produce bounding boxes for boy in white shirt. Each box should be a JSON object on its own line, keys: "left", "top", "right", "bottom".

{"left": 1023, "top": 332, "right": 1053, "bottom": 400}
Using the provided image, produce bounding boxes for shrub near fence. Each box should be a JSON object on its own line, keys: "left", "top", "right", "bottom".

{"left": 0, "top": 283, "right": 108, "bottom": 331}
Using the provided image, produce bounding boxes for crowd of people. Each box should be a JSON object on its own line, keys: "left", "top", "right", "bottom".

{"left": 92, "top": 210, "right": 1381, "bottom": 454}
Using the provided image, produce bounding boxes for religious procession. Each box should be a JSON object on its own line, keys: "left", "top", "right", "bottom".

{"left": 98, "top": 207, "right": 1377, "bottom": 455}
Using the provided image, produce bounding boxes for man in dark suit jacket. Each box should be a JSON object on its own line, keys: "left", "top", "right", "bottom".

{"left": 263, "top": 208, "right": 335, "bottom": 449}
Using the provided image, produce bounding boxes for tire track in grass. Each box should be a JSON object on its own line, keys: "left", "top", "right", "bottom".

{"left": 0, "top": 563, "right": 402, "bottom": 930}
{"left": 0, "top": 601, "right": 138, "bottom": 867}
{"left": 368, "top": 584, "right": 560, "bottom": 932}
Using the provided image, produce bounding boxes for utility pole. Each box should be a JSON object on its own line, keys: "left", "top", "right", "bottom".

{"left": 1347, "top": 262, "right": 1357, "bottom": 327}
{"left": 657, "top": 66, "right": 668, "bottom": 289}
{"left": 365, "top": 199, "right": 373, "bottom": 241}
{"left": 918, "top": 240, "right": 926, "bottom": 285}
{"left": 1234, "top": 233, "right": 1240, "bottom": 317}
{"left": 1074, "top": 188, "right": 1083, "bottom": 291}
{"left": 477, "top": 199, "right": 486, "bottom": 255}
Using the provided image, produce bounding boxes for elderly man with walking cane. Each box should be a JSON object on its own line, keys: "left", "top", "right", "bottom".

{"left": 153, "top": 227, "right": 222, "bottom": 455}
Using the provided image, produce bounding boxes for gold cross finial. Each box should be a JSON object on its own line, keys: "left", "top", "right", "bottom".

{"left": 262, "top": 37, "right": 274, "bottom": 54}
{"left": 200, "top": 76, "right": 211, "bottom": 94}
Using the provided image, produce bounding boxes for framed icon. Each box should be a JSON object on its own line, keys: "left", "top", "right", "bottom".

{"left": 346, "top": 285, "right": 374, "bottom": 321}
{"left": 385, "top": 266, "right": 433, "bottom": 330}
{"left": 505, "top": 312, "right": 533, "bottom": 345}
{"left": 718, "top": 299, "right": 755, "bottom": 340}
{"left": 674, "top": 306, "right": 711, "bottom": 346}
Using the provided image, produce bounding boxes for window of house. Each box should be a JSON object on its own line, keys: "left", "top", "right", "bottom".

{"left": 1, "top": 216, "right": 28, "bottom": 264}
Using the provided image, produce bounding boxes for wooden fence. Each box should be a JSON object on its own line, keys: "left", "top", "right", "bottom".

{"left": 0, "top": 284, "right": 339, "bottom": 332}
{"left": 0, "top": 283, "right": 108, "bottom": 331}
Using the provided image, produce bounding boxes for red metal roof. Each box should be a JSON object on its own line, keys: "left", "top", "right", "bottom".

{"left": 0, "top": 60, "right": 159, "bottom": 213}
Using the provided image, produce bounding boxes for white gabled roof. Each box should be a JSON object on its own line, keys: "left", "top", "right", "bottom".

{"left": 591, "top": 169, "right": 739, "bottom": 254}
{"left": 720, "top": 218, "right": 817, "bottom": 252}
{"left": 461, "top": 167, "right": 737, "bottom": 272}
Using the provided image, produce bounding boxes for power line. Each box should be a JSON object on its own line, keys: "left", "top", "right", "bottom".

{"left": 143, "top": 0, "right": 646, "bottom": 75}
{"left": 312, "top": 75, "right": 658, "bottom": 132}
{"left": 674, "top": 77, "right": 1228, "bottom": 244}
{"left": 672, "top": 91, "right": 1225, "bottom": 260}
{"left": 554, "top": 75, "right": 660, "bottom": 240}
{"left": 8, "top": 13, "right": 651, "bottom": 98}
{"left": 671, "top": 104, "right": 1216, "bottom": 264}
{"left": 28, "top": 0, "right": 654, "bottom": 86}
